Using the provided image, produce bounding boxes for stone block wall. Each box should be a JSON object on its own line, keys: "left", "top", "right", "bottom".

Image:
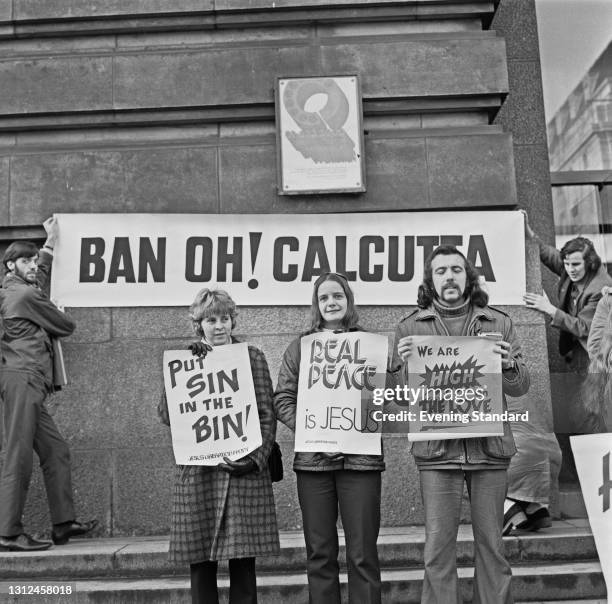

{"left": 0, "top": 0, "right": 554, "bottom": 535}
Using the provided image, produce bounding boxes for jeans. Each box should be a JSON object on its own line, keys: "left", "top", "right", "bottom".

{"left": 0, "top": 371, "right": 75, "bottom": 536}
{"left": 296, "top": 470, "right": 382, "bottom": 604}
{"left": 420, "top": 469, "right": 513, "bottom": 604}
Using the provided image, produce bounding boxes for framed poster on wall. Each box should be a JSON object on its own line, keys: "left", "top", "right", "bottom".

{"left": 275, "top": 75, "right": 366, "bottom": 194}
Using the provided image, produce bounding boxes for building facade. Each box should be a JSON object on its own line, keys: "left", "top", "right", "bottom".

{"left": 547, "top": 41, "right": 612, "bottom": 265}
{"left": 0, "top": 0, "right": 555, "bottom": 535}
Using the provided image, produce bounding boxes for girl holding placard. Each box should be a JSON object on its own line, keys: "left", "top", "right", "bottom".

{"left": 158, "top": 288, "right": 279, "bottom": 604}
{"left": 274, "top": 273, "right": 384, "bottom": 604}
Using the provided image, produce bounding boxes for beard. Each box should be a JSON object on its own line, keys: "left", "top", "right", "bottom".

{"left": 435, "top": 281, "right": 466, "bottom": 305}
{"left": 14, "top": 265, "right": 37, "bottom": 283}
{"left": 441, "top": 282, "right": 464, "bottom": 296}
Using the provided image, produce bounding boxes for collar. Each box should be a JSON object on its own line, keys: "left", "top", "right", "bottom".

{"left": 2, "top": 272, "right": 30, "bottom": 288}
{"left": 415, "top": 304, "right": 494, "bottom": 322}
{"left": 432, "top": 298, "right": 471, "bottom": 318}
{"left": 562, "top": 268, "right": 598, "bottom": 293}
{"left": 315, "top": 325, "right": 362, "bottom": 333}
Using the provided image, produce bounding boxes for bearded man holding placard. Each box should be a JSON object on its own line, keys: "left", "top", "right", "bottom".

{"left": 392, "top": 245, "right": 529, "bottom": 604}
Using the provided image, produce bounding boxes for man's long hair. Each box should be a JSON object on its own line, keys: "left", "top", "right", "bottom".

{"left": 560, "top": 237, "right": 601, "bottom": 276}
{"left": 417, "top": 245, "right": 489, "bottom": 309}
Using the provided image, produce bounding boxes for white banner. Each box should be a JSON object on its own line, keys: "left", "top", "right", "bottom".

{"left": 294, "top": 331, "right": 388, "bottom": 455}
{"left": 163, "top": 344, "right": 262, "bottom": 466}
{"left": 50, "top": 211, "right": 525, "bottom": 307}
{"left": 571, "top": 433, "right": 612, "bottom": 602}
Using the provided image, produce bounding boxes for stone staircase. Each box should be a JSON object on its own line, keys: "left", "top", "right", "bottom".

{"left": 0, "top": 521, "right": 606, "bottom": 603}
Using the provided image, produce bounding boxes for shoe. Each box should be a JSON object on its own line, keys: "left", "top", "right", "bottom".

{"left": 523, "top": 507, "right": 552, "bottom": 532}
{"left": 502, "top": 503, "right": 528, "bottom": 536}
{"left": 0, "top": 533, "right": 52, "bottom": 552}
{"left": 51, "top": 519, "right": 98, "bottom": 545}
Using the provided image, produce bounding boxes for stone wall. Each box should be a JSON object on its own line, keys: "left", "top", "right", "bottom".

{"left": 0, "top": 0, "right": 554, "bottom": 535}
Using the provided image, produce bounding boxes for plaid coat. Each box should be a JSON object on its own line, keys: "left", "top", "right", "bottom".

{"left": 163, "top": 344, "right": 280, "bottom": 564}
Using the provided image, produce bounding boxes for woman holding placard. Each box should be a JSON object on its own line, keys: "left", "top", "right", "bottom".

{"left": 158, "top": 288, "right": 279, "bottom": 604}
{"left": 274, "top": 273, "right": 384, "bottom": 604}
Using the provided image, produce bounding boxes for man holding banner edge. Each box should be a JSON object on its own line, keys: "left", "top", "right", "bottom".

{"left": 391, "top": 244, "right": 529, "bottom": 604}
{"left": 0, "top": 217, "right": 97, "bottom": 551}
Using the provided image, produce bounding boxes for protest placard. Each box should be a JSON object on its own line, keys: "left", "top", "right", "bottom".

{"left": 571, "top": 433, "right": 612, "bottom": 603}
{"left": 163, "top": 343, "right": 262, "bottom": 465}
{"left": 50, "top": 211, "right": 525, "bottom": 306}
{"left": 294, "top": 331, "right": 388, "bottom": 455}
{"left": 382, "top": 335, "right": 505, "bottom": 441}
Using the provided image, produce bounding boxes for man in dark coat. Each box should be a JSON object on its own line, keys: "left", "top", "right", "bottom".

{"left": 0, "top": 217, "right": 96, "bottom": 551}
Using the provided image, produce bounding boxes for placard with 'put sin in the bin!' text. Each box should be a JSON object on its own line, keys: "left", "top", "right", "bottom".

{"left": 163, "top": 343, "right": 262, "bottom": 465}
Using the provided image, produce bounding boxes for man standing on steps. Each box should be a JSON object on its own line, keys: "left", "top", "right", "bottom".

{"left": 522, "top": 210, "right": 612, "bottom": 479}
{"left": 392, "top": 245, "right": 530, "bottom": 604}
{"left": 0, "top": 217, "right": 97, "bottom": 552}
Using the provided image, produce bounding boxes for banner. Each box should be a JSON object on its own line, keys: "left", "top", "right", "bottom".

{"left": 383, "top": 335, "right": 504, "bottom": 441}
{"left": 571, "top": 433, "right": 612, "bottom": 602}
{"left": 294, "top": 331, "right": 388, "bottom": 455}
{"left": 50, "top": 211, "right": 526, "bottom": 307}
{"left": 163, "top": 343, "right": 262, "bottom": 465}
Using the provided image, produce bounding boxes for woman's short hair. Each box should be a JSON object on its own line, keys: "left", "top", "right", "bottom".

{"left": 560, "top": 237, "right": 601, "bottom": 275}
{"left": 2, "top": 241, "right": 39, "bottom": 269}
{"left": 189, "top": 288, "right": 237, "bottom": 337}
{"left": 310, "top": 272, "right": 359, "bottom": 331}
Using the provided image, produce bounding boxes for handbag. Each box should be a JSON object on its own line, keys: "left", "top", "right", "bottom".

{"left": 268, "top": 441, "right": 284, "bottom": 482}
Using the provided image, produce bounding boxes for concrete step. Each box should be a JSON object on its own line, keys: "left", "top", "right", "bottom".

{"left": 0, "top": 562, "right": 606, "bottom": 603}
{"left": 0, "top": 520, "right": 598, "bottom": 581}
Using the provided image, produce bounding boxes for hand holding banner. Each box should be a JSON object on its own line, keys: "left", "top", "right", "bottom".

{"left": 294, "top": 331, "right": 388, "bottom": 455}
{"left": 163, "top": 343, "right": 262, "bottom": 465}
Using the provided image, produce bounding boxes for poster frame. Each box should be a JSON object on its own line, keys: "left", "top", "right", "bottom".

{"left": 275, "top": 74, "right": 366, "bottom": 195}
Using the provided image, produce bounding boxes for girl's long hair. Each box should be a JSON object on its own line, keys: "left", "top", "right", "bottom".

{"left": 309, "top": 273, "right": 359, "bottom": 331}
